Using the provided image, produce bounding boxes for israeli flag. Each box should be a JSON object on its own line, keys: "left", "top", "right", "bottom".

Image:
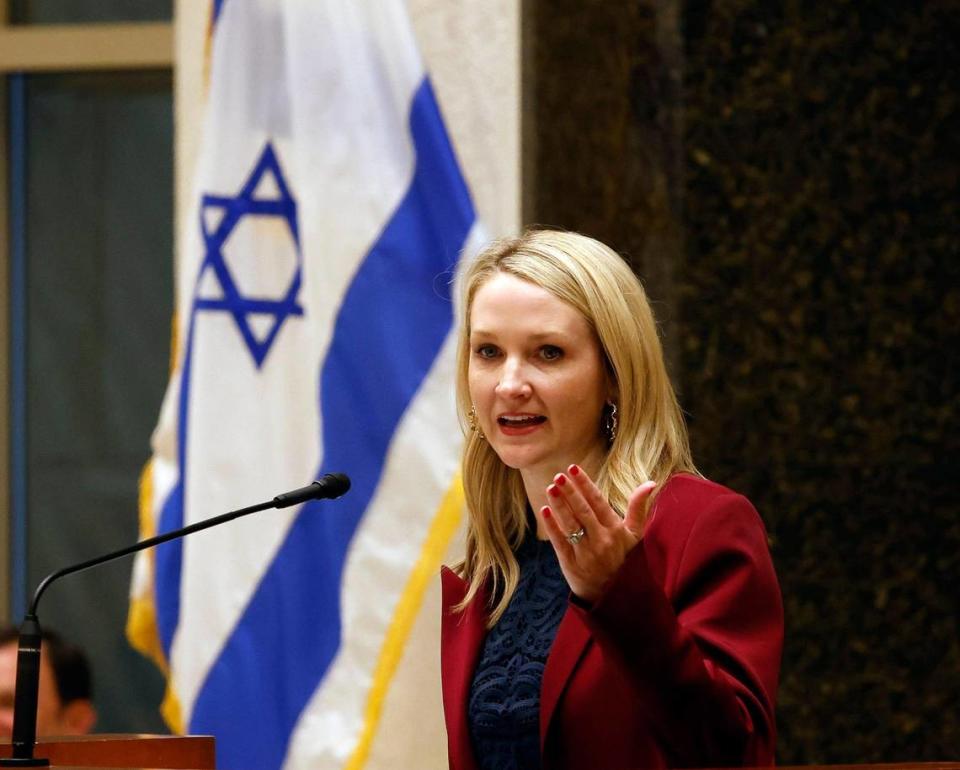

{"left": 128, "top": 1, "right": 480, "bottom": 767}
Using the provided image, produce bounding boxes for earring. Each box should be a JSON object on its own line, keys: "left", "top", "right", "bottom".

{"left": 603, "top": 401, "right": 618, "bottom": 443}
{"left": 468, "top": 405, "right": 485, "bottom": 440}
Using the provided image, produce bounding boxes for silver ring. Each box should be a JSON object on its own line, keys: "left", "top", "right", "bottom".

{"left": 566, "top": 527, "right": 586, "bottom": 545}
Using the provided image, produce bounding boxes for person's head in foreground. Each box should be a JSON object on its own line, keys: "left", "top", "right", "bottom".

{"left": 0, "top": 625, "right": 97, "bottom": 738}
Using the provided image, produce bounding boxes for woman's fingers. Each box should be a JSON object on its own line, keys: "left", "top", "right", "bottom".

{"left": 547, "top": 473, "right": 603, "bottom": 540}
{"left": 566, "top": 464, "right": 622, "bottom": 528}
{"left": 540, "top": 505, "right": 575, "bottom": 561}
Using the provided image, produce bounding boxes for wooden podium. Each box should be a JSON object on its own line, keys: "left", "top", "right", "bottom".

{"left": 2, "top": 744, "right": 955, "bottom": 770}
{"left": 0, "top": 734, "right": 214, "bottom": 769}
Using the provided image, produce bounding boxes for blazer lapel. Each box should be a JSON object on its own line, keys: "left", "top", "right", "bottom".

{"left": 440, "top": 567, "right": 489, "bottom": 770}
{"left": 539, "top": 604, "right": 593, "bottom": 751}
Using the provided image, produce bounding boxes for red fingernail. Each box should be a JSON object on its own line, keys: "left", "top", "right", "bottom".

{"left": 569, "top": 464, "right": 580, "bottom": 477}
{"left": 556, "top": 474, "right": 567, "bottom": 487}
{"left": 542, "top": 506, "right": 552, "bottom": 518}
{"left": 548, "top": 484, "right": 560, "bottom": 498}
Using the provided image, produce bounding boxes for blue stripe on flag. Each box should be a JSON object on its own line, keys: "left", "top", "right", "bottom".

{"left": 155, "top": 308, "right": 203, "bottom": 658}
{"left": 154, "top": 481, "right": 184, "bottom": 656}
{"left": 188, "top": 79, "right": 475, "bottom": 770}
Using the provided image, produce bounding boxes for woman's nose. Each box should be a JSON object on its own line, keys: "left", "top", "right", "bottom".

{"left": 495, "top": 358, "right": 531, "bottom": 398}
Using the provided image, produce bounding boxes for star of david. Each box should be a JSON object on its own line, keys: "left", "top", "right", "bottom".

{"left": 194, "top": 142, "right": 303, "bottom": 368}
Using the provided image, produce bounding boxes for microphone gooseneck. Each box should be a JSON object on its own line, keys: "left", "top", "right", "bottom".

{"left": 1, "top": 474, "right": 351, "bottom": 767}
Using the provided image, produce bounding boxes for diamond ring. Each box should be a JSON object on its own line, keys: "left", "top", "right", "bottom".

{"left": 566, "top": 527, "right": 586, "bottom": 545}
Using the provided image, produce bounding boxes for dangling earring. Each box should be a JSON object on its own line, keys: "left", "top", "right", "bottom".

{"left": 603, "top": 401, "right": 618, "bottom": 444}
{"left": 468, "top": 405, "right": 485, "bottom": 440}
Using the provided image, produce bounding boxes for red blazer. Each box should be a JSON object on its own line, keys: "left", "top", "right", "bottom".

{"left": 441, "top": 474, "right": 784, "bottom": 770}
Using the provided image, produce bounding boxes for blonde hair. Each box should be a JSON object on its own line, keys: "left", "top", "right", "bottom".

{"left": 455, "top": 229, "right": 696, "bottom": 624}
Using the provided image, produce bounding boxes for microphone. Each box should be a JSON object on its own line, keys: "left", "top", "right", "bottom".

{"left": 1, "top": 473, "right": 351, "bottom": 767}
{"left": 273, "top": 473, "right": 350, "bottom": 508}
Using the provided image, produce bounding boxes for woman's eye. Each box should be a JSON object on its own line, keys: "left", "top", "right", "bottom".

{"left": 540, "top": 345, "right": 563, "bottom": 361}
{"left": 475, "top": 344, "right": 499, "bottom": 359}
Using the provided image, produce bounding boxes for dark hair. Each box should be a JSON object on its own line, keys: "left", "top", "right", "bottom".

{"left": 0, "top": 625, "right": 93, "bottom": 704}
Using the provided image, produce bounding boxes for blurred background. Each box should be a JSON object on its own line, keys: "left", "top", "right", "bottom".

{"left": 0, "top": 0, "right": 957, "bottom": 764}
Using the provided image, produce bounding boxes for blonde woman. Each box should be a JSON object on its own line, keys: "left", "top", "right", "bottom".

{"left": 441, "top": 230, "right": 783, "bottom": 770}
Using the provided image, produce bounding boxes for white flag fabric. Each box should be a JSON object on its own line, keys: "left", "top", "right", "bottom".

{"left": 128, "top": 1, "right": 480, "bottom": 767}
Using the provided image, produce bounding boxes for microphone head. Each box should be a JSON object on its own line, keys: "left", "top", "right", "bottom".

{"left": 273, "top": 475, "right": 351, "bottom": 508}
{"left": 315, "top": 473, "right": 351, "bottom": 499}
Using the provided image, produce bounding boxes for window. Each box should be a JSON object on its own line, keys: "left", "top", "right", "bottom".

{"left": 2, "top": 6, "right": 174, "bottom": 733}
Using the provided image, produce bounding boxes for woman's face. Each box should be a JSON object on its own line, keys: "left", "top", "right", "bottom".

{"left": 468, "top": 272, "right": 610, "bottom": 480}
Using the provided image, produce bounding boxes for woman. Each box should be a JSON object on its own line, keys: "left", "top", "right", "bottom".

{"left": 440, "top": 230, "right": 783, "bottom": 770}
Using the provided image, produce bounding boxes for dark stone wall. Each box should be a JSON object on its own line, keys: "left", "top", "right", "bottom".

{"left": 521, "top": 0, "right": 686, "bottom": 373}
{"left": 525, "top": 0, "right": 959, "bottom": 762}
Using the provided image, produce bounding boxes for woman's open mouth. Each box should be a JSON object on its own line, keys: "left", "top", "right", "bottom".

{"left": 497, "top": 414, "right": 547, "bottom": 433}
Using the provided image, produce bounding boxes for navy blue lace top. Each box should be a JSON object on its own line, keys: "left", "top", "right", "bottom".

{"left": 467, "top": 534, "right": 569, "bottom": 770}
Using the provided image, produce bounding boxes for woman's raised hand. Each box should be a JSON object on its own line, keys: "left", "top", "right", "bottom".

{"left": 540, "top": 464, "right": 656, "bottom": 603}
